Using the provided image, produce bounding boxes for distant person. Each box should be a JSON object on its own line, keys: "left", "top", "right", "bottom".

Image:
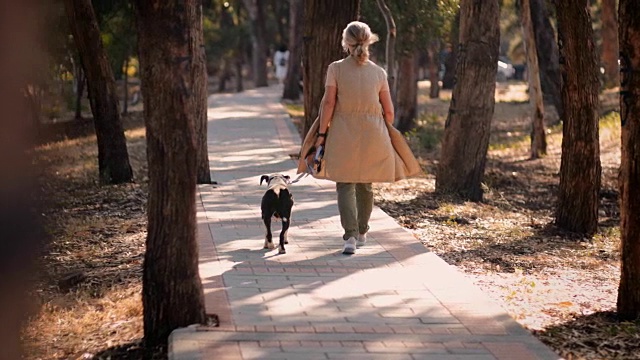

{"left": 273, "top": 45, "right": 289, "bottom": 84}
{"left": 297, "top": 21, "right": 421, "bottom": 255}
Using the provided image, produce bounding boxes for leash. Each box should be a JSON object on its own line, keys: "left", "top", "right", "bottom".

{"left": 286, "top": 145, "right": 324, "bottom": 185}
{"left": 288, "top": 172, "right": 309, "bottom": 184}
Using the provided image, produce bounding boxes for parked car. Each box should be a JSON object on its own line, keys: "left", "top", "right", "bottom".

{"left": 497, "top": 57, "right": 515, "bottom": 82}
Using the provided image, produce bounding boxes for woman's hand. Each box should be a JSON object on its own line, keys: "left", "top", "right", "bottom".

{"left": 314, "top": 136, "right": 325, "bottom": 149}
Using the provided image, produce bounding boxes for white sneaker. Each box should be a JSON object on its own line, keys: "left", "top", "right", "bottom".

{"left": 357, "top": 233, "right": 367, "bottom": 248}
{"left": 342, "top": 237, "right": 356, "bottom": 255}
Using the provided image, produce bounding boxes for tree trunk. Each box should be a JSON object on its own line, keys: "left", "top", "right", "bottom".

{"left": 617, "top": 0, "right": 640, "bottom": 320}
{"left": 375, "top": 0, "right": 397, "bottom": 105}
{"left": 74, "top": 66, "right": 85, "bottom": 120}
{"left": 427, "top": 39, "right": 440, "bottom": 99}
{"left": 194, "top": 5, "right": 212, "bottom": 184}
{"left": 133, "top": 0, "right": 206, "bottom": 346}
{"left": 435, "top": 0, "right": 499, "bottom": 201}
{"left": 442, "top": 10, "right": 460, "bottom": 90}
{"left": 395, "top": 50, "right": 418, "bottom": 133}
{"left": 243, "top": 0, "right": 269, "bottom": 87}
{"left": 282, "top": 0, "right": 303, "bottom": 101}
{"left": 218, "top": 59, "right": 232, "bottom": 93}
{"left": 601, "top": 0, "right": 619, "bottom": 89}
{"left": 270, "top": 0, "right": 289, "bottom": 45}
{"left": 235, "top": 53, "right": 244, "bottom": 92}
{"left": 0, "top": 2, "right": 44, "bottom": 358}
{"left": 521, "top": 0, "right": 546, "bottom": 159}
{"left": 302, "top": 0, "right": 360, "bottom": 138}
{"left": 122, "top": 56, "right": 129, "bottom": 115}
{"left": 530, "top": 0, "right": 563, "bottom": 122}
{"left": 554, "top": 0, "right": 601, "bottom": 236}
{"left": 64, "top": 0, "right": 133, "bottom": 184}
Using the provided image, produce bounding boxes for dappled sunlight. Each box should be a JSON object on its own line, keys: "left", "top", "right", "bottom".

{"left": 195, "top": 248, "right": 512, "bottom": 349}
{"left": 124, "top": 126, "right": 145, "bottom": 139}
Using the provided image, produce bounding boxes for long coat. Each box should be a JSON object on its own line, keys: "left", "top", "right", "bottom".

{"left": 297, "top": 116, "right": 422, "bottom": 182}
{"left": 296, "top": 57, "right": 421, "bottom": 182}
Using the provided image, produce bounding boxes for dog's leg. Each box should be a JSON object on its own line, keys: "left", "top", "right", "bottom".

{"left": 279, "top": 216, "right": 289, "bottom": 254}
{"left": 263, "top": 215, "right": 275, "bottom": 250}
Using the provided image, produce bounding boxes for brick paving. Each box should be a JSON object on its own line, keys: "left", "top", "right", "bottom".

{"left": 168, "top": 85, "right": 561, "bottom": 360}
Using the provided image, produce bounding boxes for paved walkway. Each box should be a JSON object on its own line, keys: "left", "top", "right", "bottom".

{"left": 169, "top": 85, "right": 560, "bottom": 360}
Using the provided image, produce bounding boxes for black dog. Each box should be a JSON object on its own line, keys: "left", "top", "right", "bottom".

{"left": 260, "top": 174, "right": 294, "bottom": 254}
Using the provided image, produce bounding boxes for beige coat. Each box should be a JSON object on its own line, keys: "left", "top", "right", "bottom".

{"left": 297, "top": 57, "right": 421, "bottom": 183}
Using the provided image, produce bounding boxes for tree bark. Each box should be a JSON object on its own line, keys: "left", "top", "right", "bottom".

{"left": 64, "top": 0, "right": 133, "bottom": 184}
{"left": 243, "top": 0, "right": 269, "bottom": 87}
{"left": 530, "top": 0, "right": 563, "bottom": 122}
{"left": 302, "top": 0, "right": 360, "bottom": 138}
{"left": 282, "top": 0, "right": 303, "bottom": 101}
{"left": 617, "top": 0, "right": 640, "bottom": 320}
{"left": 74, "top": 65, "right": 85, "bottom": 120}
{"left": 521, "top": 0, "right": 547, "bottom": 159}
{"left": 395, "top": 49, "right": 418, "bottom": 133}
{"left": 601, "top": 0, "right": 619, "bottom": 89}
{"left": 375, "top": 0, "right": 397, "bottom": 105}
{"left": 133, "top": 0, "right": 206, "bottom": 346}
{"left": 122, "top": 56, "right": 129, "bottom": 115}
{"left": 427, "top": 39, "right": 440, "bottom": 99}
{"left": 554, "top": 0, "right": 601, "bottom": 236}
{"left": 235, "top": 53, "right": 244, "bottom": 92}
{"left": 435, "top": 0, "right": 500, "bottom": 201}
{"left": 442, "top": 10, "right": 460, "bottom": 90}
{"left": 270, "top": 0, "right": 288, "bottom": 45}
{"left": 194, "top": 4, "right": 212, "bottom": 184}
{"left": 218, "top": 59, "right": 232, "bottom": 93}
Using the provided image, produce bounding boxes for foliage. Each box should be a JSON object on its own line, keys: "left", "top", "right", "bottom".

{"left": 203, "top": 0, "right": 250, "bottom": 71}
{"left": 92, "top": 0, "right": 136, "bottom": 79}
{"left": 361, "top": 0, "right": 459, "bottom": 56}
{"left": 201, "top": 0, "right": 289, "bottom": 78}
{"left": 407, "top": 113, "right": 444, "bottom": 151}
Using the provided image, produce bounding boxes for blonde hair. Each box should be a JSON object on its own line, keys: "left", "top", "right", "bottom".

{"left": 341, "top": 21, "right": 379, "bottom": 64}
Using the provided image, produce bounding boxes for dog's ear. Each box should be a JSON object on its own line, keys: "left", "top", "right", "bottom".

{"left": 260, "top": 175, "right": 269, "bottom": 185}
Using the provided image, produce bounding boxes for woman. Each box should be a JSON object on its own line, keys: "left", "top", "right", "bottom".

{"left": 273, "top": 44, "right": 289, "bottom": 84}
{"left": 298, "top": 21, "right": 420, "bottom": 255}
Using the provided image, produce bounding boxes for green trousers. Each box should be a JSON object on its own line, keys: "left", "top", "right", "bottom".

{"left": 336, "top": 182, "right": 373, "bottom": 240}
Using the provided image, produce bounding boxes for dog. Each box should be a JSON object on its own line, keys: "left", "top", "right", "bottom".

{"left": 260, "top": 174, "right": 294, "bottom": 254}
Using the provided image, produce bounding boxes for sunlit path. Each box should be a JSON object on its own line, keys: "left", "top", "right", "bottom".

{"left": 169, "top": 84, "right": 560, "bottom": 360}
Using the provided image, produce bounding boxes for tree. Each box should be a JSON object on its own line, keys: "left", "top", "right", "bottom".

{"left": 427, "top": 39, "right": 441, "bottom": 99}
{"left": 0, "top": 2, "right": 45, "bottom": 358}
{"left": 93, "top": 0, "right": 138, "bottom": 116}
{"left": 435, "top": 0, "right": 499, "bottom": 201}
{"left": 554, "top": 0, "right": 601, "bottom": 236}
{"left": 617, "top": 0, "right": 640, "bottom": 320}
{"left": 242, "top": 0, "right": 269, "bottom": 87}
{"left": 441, "top": 10, "right": 460, "bottom": 90}
{"left": 194, "top": 6, "right": 212, "bottom": 184}
{"left": 133, "top": 0, "right": 206, "bottom": 346}
{"left": 73, "top": 63, "right": 85, "bottom": 120}
{"left": 530, "top": 0, "right": 563, "bottom": 122}
{"left": 363, "top": 0, "right": 458, "bottom": 132}
{"left": 395, "top": 30, "right": 418, "bottom": 133}
{"left": 601, "top": 0, "right": 619, "bottom": 89}
{"left": 283, "top": 0, "right": 303, "bottom": 100}
{"left": 375, "top": 0, "right": 397, "bottom": 104}
{"left": 520, "top": 0, "right": 547, "bottom": 158}
{"left": 64, "top": 0, "right": 133, "bottom": 184}
{"left": 302, "top": 0, "right": 360, "bottom": 137}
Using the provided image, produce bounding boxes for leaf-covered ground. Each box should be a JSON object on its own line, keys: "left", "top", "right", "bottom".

{"left": 373, "top": 83, "right": 638, "bottom": 360}
{"left": 23, "top": 82, "right": 639, "bottom": 360}
{"left": 24, "top": 114, "right": 163, "bottom": 360}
